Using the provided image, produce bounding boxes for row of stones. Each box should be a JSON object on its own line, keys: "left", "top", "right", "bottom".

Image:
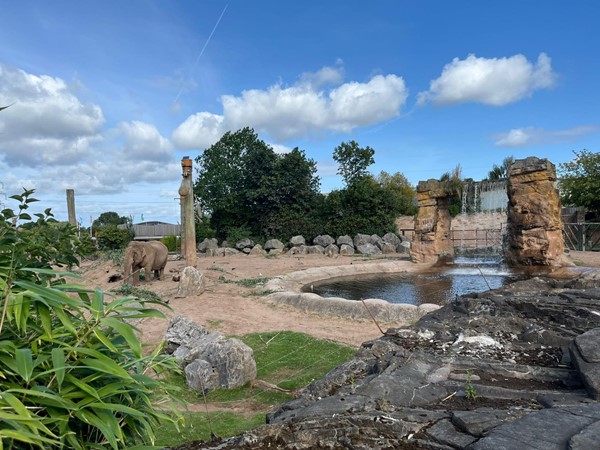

{"left": 197, "top": 232, "right": 412, "bottom": 257}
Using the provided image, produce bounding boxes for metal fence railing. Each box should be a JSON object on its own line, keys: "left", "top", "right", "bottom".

{"left": 563, "top": 223, "right": 600, "bottom": 251}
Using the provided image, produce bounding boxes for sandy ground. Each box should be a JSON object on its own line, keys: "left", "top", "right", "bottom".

{"left": 78, "top": 253, "right": 414, "bottom": 348}
{"left": 77, "top": 250, "right": 600, "bottom": 350}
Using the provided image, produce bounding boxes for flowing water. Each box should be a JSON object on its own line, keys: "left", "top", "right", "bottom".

{"left": 305, "top": 257, "right": 522, "bottom": 306}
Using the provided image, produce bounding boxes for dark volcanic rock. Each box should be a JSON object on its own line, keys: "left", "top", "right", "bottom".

{"left": 180, "top": 271, "right": 600, "bottom": 450}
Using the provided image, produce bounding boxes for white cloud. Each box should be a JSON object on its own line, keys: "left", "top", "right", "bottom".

{"left": 299, "top": 64, "right": 344, "bottom": 89}
{"left": 494, "top": 125, "right": 599, "bottom": 147}
{"left": 269, "top": 143, "right": 292, "bottom": 154}
{"left": 0, "top": 63, "right": 105, "bottom": 166}
{"left": 172, "top": 66, "right": 409, "bottom": 150}
{"left": 172, "top": 112, "right": 225, "bottom": 150}
{"left": 119, "top": 121, "right": 173, "bottom": 161}
{"left": 417, "top": 53, "right": 557, "bottom": 106}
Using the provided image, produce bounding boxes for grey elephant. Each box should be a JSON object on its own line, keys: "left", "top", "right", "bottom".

{"left": 123, "top": 240, "right": 169, "bottom": 286}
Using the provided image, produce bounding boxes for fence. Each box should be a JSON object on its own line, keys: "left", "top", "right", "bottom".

{"left": 131, "top": 223, "right": 181, "bottom": 240}
{"left": 563, "top": 223, "right": 600, "bottom": 251}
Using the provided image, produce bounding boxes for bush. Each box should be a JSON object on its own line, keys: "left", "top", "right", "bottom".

{"left": 0, "top": 191, "right": 183, "bottom": 449}
{"left": 161, "top": 234, "right": 178, "bottom": 252}
{"left": 96, "top": 224, "right": 134, "bottom": 250}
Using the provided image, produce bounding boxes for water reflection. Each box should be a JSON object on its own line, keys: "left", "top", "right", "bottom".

{"left": 306, "top": 260, "right": 521, "bottom": 306}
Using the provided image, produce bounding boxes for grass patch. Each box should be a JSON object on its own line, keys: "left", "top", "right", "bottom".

{"left": 110, "top": 284, "right": 164, "bottom": 303}
{"left": 154, "top": 331, "right": 356, "bottom": 447}
{"left": 218, "top": 276, "right": 270, "bottom": 287}
{"left": 154, "top": 411, "right": 265, "bottom": 447}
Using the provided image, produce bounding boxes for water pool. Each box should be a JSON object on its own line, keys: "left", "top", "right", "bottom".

{"left": 305, "top": 258, "right": 522, "bottom": 306}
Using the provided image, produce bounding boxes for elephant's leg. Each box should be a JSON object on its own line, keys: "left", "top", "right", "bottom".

{"left": 144, "top": 264, "right": 154, "bottom": 283}
{"left": 132, "top": 267, "right": 140, "bottom": 286}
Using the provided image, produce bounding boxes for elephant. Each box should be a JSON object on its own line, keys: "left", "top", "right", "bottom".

{"left": 123, "top": 240, "right": 169, "bottom": 286}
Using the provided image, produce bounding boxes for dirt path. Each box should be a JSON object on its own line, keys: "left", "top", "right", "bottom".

{"left": 78, "top": 251, "right": 600, "bottom": 349}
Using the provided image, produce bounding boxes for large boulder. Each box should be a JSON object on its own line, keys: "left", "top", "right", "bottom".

{"left": 236, "top": 238, "right": 255, "bottom": 250}
{"left": 198, "top": 238, "right": 219, "bottom": 253}
{"left": 382, "top": 232, "right": 402, "bottom": 249}
{"left": 289, "top": 235, "right": 306, "bottom": 247}
{"left": 353, "top": 233, "right": 372, "bottom": 248}
{"left": 306, "top": 245, "right": 324, "bottom": 255}
{"left": 165, "top": 316, "right": 256, "bottom": 391}
{"left": 356, "top": 243, "right": 382, "bottom": 255}
{"left": 264, "top": 239, "right": 285, "bottom": 251}
{"left": 325, "top": 244, "right": 339, "bottom": 257}
{"left": 175, "top": 266, "right": 206, "bottom": 298}
{"left": 337, "top": 235, "right": 354, "bottom": 248}
{"left": 339, "top": 244, "right": 355, "bottom": 256}
{"left": 313, "top": 235, "right": 335, "bottom": 247}
{"left": 249, "top": 244, "right": 267, "bottom": 256}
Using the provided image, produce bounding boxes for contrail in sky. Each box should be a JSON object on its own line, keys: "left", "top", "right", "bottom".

{"left": 173, "top": 4, "right": 229, "bottom": 108}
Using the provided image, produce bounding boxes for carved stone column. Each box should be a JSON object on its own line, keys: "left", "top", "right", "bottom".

{"left": 505, "top": 157, "right": 565, "bottom": 266}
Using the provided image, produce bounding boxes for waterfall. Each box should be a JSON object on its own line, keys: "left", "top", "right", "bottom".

{"left": 455, "top": 179, "right": 508, "bottom": 257}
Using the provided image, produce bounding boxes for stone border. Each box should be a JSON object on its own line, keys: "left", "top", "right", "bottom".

{"left": 265, "top": 260, "right": 441, "bottom": 324}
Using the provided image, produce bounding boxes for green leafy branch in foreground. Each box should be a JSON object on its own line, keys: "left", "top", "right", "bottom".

{"left": 1, "top": 190, "right": 183, "bottom": 449}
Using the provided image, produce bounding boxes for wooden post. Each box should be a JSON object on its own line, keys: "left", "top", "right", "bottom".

{"left": 66, "top": 189, "right": 77, "bottom": 227}
{"left": 178, "top": 157, "right": 196, "bottom": 266}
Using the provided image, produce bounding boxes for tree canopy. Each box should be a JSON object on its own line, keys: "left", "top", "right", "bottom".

{"left": 559, "top": 149, "right": 600, "bottom": 217}
{"left": 333, "top": 140, "right": 375, "bottom": 186}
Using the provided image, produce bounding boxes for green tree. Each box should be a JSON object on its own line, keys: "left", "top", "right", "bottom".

{"left": 559, "top": 149, "right": 600, "bottom": 217}
{"left": 486, "top": 156, "right": 514, "bottom": 180}
{"left": 195, "top": 127, "right": 270, "bottom": 238}
{"left": 376, "top": 171, "right": 417, "bottom": 216}
{"left": 333, "top": 140, "right": 375, "bottom": 186}
{"left": 323, "top": 176, "right": 397, "bottom": 237}
{"left": 92, "top": 211, "right": 130, "bottom": 229}
{"left": 194, "top": 128, "right": 322, "bottom": 240}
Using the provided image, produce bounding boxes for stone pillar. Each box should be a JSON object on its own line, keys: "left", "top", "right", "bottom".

{"left": 179, "top": 157, "right": 197, "bottom": 267}
{"left": 505, "top": 157, "right": 565, "bottom": 266}
{"left": 411, "top": 180, "right": 454, "bottom": 264}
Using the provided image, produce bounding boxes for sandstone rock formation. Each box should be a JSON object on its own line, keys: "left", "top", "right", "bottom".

{"left": 505, "top": 157, "right": 565, "bottom": 266}
{"left": 411, "top": 179, "right": 454, "bottom": 263}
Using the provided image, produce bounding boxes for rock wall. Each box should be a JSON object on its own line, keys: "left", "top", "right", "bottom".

{"left": 410, "top": 180, "right": 454, "bottom": 263}
{"left": 505, "top": 157, "right": 565, "bottom": 266}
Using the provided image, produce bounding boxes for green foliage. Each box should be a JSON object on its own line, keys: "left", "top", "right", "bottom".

{"left": 0, "top": 191, "right": 183, "bottom": 449}
{"left": 92, "top": 211, "right": 131, "bottom": 230}
{"left": 333, "top": 140, "right": 375, "bottom": 186}
{"left": 110, "top": 284, "right": 165, "bottom": 303}
{"left": 439, "top": 164, "right": 464, "bottom": 195}
{"left": 485, "top": 156, "right": 514, "bottom": 180}
{"left": 224, "top": 225, "right": 253, "bottom": 245}
{"left": 96, "top": 224, "right": 134, "bottom": 250}
{"left": 559, "top": 149, "right": 600, "bottom": 217}
{"left": 195, "top": 128, "right": 322, "bottom": 240}
{"left": 376, "top": 171, "right": 417, "bottom": 216}
{"left": 465, "top": 370, "right": 477, "bottom": 400}
{"left": 322, "top": 176, "right": 398, "bottom": 237}
{"left": 161, "top": 234, "right": 178, "bottom": 252}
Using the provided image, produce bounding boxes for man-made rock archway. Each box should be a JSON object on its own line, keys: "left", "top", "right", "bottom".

{"left": 411, "top": 156, "right": 566, "bottom": 266}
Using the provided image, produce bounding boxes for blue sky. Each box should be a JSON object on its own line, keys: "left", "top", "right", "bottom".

{"left": 1, "top": 1, "right": 598, "bottom": 225}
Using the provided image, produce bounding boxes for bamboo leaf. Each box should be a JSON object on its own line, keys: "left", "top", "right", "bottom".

{"left": 74, "top": 409, "right": 118, "bottom": 450}
{"left": 15, "top": 349, "right": 34, "bottom": 383}
{"left": 102, "top": 317, "right": 142, "bottom": 357}
{"left": 37, "top": 303, "right": 53, "bottom": 338}
{"left": 91, "top": 288, "right": 105, "bottom": 320}
{"left": 63, "top": 374, "right": 101, "bottom": 401}
{"left": 92, "top": 328, "right": 119, "bottom": 353}
{"left": 80, "top": 357, "right": 133, "bottom": 380}
{"left": 51, "top": 348, "right": 66, "bottom": 389}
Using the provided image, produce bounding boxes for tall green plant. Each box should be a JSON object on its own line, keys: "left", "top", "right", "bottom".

{"left": 0, "top": 191, "right": 183, "bottom": 449}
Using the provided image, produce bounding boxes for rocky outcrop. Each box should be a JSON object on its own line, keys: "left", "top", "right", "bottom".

{"left": 505, "top": 157, "right": 566, "bottom": 266}
{"left": 411, "top": 179, "right": 455, "bottom": 263}
{"left": 165, "top": 316, "right": 256, "bottom": 391}
{"left": 188, "top": 273, "right": 600, "bottom": 449}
